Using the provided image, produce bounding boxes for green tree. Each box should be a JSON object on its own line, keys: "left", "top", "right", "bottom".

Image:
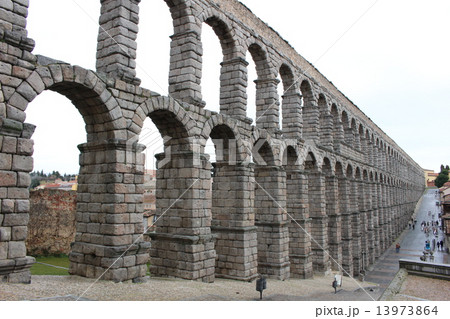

{"left": 435, "top": 165, "right": 449, "bottom": 188}
{"left": 29, "top": 178, "right": 41, "bottom": 190}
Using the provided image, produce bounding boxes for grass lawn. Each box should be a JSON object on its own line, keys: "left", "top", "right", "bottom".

{"left": 30, "top": 255, "right": 152, "bottom": 276}
{"left": 30, "top": 255, "right": 70, "bottom": 276}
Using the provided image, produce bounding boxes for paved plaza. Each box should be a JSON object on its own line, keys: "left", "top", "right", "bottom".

{"left": 1, "top": 189, "right": 448, "bottom": 301}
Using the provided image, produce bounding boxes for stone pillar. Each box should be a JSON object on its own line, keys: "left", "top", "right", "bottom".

{"left": 326, "top": 175, "right": 341, "bottom": 271}
{"left": 281, "top": 92, "right": 303, "bottom": 140}
{"left": 307, "top": 171, "right": 330, "bottom": 274}
{"left": 354, "top": 129, "right": 361, "bottom": 152}
{"left": 319, "top": 112, "right": 334, "bottom": 149}
{"left": 333, "top": 118, "right": 345, "bottom": 152}
{"left": 338, "top": 176, "right": 353, "bottom": 276}
{"left": 211, "top": 162, "right": 258, "bottom": 281}
{"left": 149, "top": 151, "right": 215, "bottom": 282}
{"left": 378, "top": 182, "right": 386, "bottom": 251}
{"left": 372, "top": 181, "right": 381, "bottom": 260}
{"left": 219, "top": 57, "right": 249, "bottom": 121}
{"left": 255, "top": 78, "right": 280, "bottom": 134}
{"left": 350, "top": 178, "right": 362, "bottom": 276}
{"left": 0, "top": 120, "right": 35, "bottom": 283}
{"left": 386, "top": 184, "right": 394, "bottom": 244}
{"left": 344, "top": 127, "right": 354, "bottom": 147}
{"left": 358, "top": 179, "right": 369, "bottom": 273}
{"left": 302, "top": 103, "right": 320, "bottom": 144}
{"left": 96, "top": 0, "right": 141, "bottom": 85}
{"left": 254, "top": 165, "right": 290, "bottom": 280}
{"left": 0, "top": 0, "right": 30, "bottom": 39}
{"left": 367, "top": 181, "right": 376, "bottom": 265}
{"left": 382, "top": 183, "right": 390, "bottom": 248}
{"left": 168, "top": 30, "right": 204, "bottom": 107}
{"left": 287, "top": 170, "right": 312, "bottom": 278}
{"left": 69, "top": 140, "right": 150, "bottom": 282}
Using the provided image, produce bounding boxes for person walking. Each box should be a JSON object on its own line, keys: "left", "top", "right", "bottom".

{"left": 395, "top": 243, "right": 401, "bottom": 253}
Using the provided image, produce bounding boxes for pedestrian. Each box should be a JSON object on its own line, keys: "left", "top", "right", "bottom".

{"left": 440, "top": 240, "right": 444, "bottom": 250}
{"left": 412, "top": 223, "right": 415, "bottom": 230}
{"left": 395, "top": 243, "right": 400, "bottom": 253}
{"left": 408, "top": 222, "right": 411, "bottom": 229}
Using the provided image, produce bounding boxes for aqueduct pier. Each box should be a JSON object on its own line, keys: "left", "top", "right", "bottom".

{"left": 0, "top": 0, "right": 424, "bottom": 283}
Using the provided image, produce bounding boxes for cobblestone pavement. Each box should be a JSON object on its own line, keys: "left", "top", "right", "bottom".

{"left": 0, "top": 273, "right": 379, "bottom": 301}
{"left": 2, "top": 190, "right": 447, "bottom": 302}
{"left": 365, "top": 189, "right": 448, "bottom": 292}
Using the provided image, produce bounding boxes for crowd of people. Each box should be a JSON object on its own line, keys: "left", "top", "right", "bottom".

{"left": 418, "top": 209, "right": 446, "bottom": 254}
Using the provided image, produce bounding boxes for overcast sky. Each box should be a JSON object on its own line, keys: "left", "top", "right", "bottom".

{"left": 25, "top": 0, "right": 450, "bottom": 174}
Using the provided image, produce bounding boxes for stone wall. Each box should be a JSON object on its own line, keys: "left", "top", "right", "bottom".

{"left": 26, "top": 189, "right": 76, "bottom": 256}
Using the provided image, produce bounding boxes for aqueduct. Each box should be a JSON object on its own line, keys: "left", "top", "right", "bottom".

{"left": 0, "top": 0, "right": 424, "bottom": 283}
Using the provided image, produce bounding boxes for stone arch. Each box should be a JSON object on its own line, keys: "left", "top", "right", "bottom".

{"left": 281, "top": 140, "right": 301, "bottom": 167}
{"left": 281, "top": 143, "right": 300, "bottom": 167}
{"left": 7, "top": 64, "right": 125, "bottom": 140}
{"left": 164, "top": 0, "right": 190, "bottom": 24}
{"left": 345, "top": 163, "right": 354, "bottom": 179}
{"left": 200, "top": 114, "right": 247, "bottom": 163}
{"left": 300, "top": 80, "right": 319, "bottom": 143}
{"left": 200, "top": 12, "right": 237, "bottom": 61}
{"left": 247, "top": 41, "right": 280, "bottom": 131}
{"left": 134, "top": 96, "right": 194, "bottom": 138}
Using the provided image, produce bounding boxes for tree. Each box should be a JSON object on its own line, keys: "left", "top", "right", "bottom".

{"left": 29, "top": 178, "right": 41, "bottom": 190}
{"left": 435, "top": 165, "right": 449, "bottom": 188}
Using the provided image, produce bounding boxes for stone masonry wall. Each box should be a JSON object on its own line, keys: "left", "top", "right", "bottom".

{"left": 26, "top": 189, "right": 76, "bottom": 256}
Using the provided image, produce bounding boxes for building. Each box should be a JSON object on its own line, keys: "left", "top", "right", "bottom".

{"left": 424, "top": 169, "right": 439, "bottom": 187}
{"left": 143, "top": 170, "right": 157, "bottom": 233}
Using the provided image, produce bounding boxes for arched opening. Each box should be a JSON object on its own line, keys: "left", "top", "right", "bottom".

{"left": 143, "top": 105, "right": 215, "bottom": 282}
{"left": 279, "top": 64, "right": 302, "bottom": 139}
{"left": 138, "top": 118, "right": 163, "bottom": 235}
{"left": 136, "top": 0, "right": 173, "bottom": 93}
{"left": 27, "top": 0, "right": 100, "bottom": 70}
{"left": 25, "top": 90, "right": 86, "bottom": 262}
{"left": 201, "top": 17, "right": 229, "bottom": 113}
{"left": 247, "top": 44, "right": 279, "bottom": 132}
{"left": 11, "top": 71, "right": 134, "bottom": 281}
{"left": 300, "top": 80, "right": 317, "bottom": 143}
{"left": 246, "top": 50, "right": 257, "bottom": 125}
